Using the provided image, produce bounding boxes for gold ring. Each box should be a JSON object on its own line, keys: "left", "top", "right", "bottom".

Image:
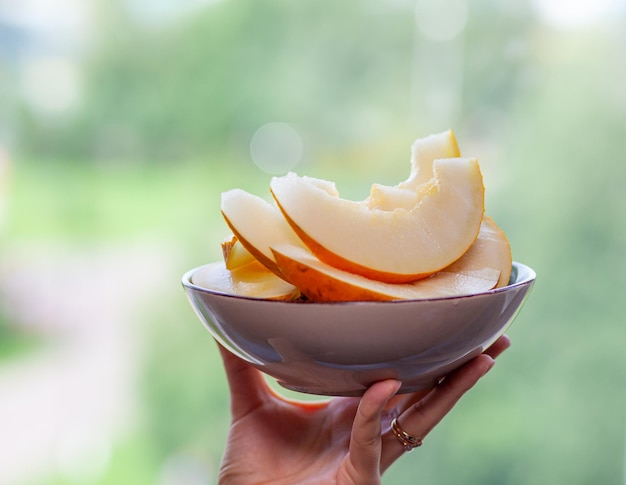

{"left": 391, "top": 417, "right": 423, "bottom": 452}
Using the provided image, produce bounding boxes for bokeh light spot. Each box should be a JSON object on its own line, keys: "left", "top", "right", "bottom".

{"left": 249, "top": 122, "right": 304, "bottom": 175}
{"left": 20, "top": 57, "right": 82, "bottom": 117}
{"left": 415, "top": 0, "right": 468, "bottom": 42}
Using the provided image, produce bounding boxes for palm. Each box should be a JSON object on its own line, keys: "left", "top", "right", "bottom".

{"left": 219, "top": 387, "right": 369, "bottom": 483}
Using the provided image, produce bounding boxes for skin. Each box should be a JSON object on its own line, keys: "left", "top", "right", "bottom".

{"left": 217, "top": 334, "right": 511, "bottom": 485}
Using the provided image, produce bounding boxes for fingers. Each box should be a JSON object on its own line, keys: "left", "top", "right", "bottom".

{"left": 484, "top": 334, "right": 511, "bottom": 359}
{"left": 409, "top": 354, "right": 495, "bottom": 437}
{"left": 386, "top": 334, "right": 511, "bottom": 416}
{"left": 216, "top": 342, "right": 272, "bottom": 419}
{"left": 345, "top": 380, "right": 401, "bottom": 481}
{"left": 380, "top": 342, "right": 507, "bottom": 470}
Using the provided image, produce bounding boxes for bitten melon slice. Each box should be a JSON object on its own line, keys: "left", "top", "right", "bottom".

{"left": 270, "top": 158, "right": 485, "bottom": 284}
{"left": 270, "top": 216, "right": 509, "bottom": 302}
{"left": 402, "top": 129, "right": 461, "bottom": 189}
{"left": 368, "top": 130, "right": 460, "bottom": 211}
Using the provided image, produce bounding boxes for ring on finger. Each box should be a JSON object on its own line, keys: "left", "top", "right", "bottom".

{"left": 391, "top": 417, "right": 423, "bottom": 452}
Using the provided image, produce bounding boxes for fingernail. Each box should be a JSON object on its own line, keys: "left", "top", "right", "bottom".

{"left": 391, "top": 380, "right": 402, "bottom": 395}
{"left": 482, "top": 358, "right": 495, "bottom": 377}
{"left": 379, "top": 380, "right": 402, "bottom": 402}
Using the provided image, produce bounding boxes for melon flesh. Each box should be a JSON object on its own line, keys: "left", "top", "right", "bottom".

{"left": 192, "top": 260, "right": 300, "bottom": 300}
{"left": 221, "top": 235, "right": 256, "bottom": 270}
{"left": 401, "top": 129, "right": 461, "bottom": 189}
{"left": 367, "top": 129, "right": 460, "bottom": 211}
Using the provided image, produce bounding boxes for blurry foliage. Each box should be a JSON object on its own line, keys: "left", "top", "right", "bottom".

{"left": 461, "top": 1, "right": 536, "bottom": 114}
{"left": 19, "top": 1, "right": 412, "bottom": 162}
{"left": 16, "top": 0, "right": 534, "bottom": 166}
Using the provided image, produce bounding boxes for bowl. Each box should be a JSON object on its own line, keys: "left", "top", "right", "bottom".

{"left": 182, "top": 262, "right": 536, "bottom": 396}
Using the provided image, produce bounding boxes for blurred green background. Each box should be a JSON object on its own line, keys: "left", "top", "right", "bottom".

{"left": 1, "top": 0, "right": 625, "bottom": 484}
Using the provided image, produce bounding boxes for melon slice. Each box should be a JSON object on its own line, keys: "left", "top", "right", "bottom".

{"left": 455, "top": 215, "right": 512, "bottom": 288}
{"left": 270, "top": 216, "right": 509, "bottom": 302}
{"left": 192, "top": 260, "right": 300, "bottom": 300}
{"left": 221, "top": 189, "right": 307, "bottom": 276}
{"left": 270, "top": 158, "right": 485, "bottom": 283}
{"left": 221, "top": 235, "right": 256, "bottom": 270}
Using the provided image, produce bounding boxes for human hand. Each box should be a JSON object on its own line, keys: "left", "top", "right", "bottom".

{"left": 217, "top": 334, "right": 511, "bottom": 485}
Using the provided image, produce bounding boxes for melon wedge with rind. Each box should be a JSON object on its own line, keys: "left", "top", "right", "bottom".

{"left": 270, "top": 216, "right": 508, "bottom": 302}
{"left": 221, "top": 189, "right": 307, "bottom": 276}
{"left": 270, "top": 157, "right": 485, "bottom": 284}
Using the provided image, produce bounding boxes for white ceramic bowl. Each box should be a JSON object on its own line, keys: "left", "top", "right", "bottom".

{"left": 182, "top": 262, "right": 536, "bottom": 396}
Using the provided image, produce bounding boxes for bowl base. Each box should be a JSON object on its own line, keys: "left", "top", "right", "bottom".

{"left": 277, "top": 380, "right": 436, "bottom": 397}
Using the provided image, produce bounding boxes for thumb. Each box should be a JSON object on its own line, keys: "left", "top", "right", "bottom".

{"left": 345, "top": 380, "right": 402, "bottom": 482}
{"left": 217, "top": 342, "right": 272, "bottom": 418}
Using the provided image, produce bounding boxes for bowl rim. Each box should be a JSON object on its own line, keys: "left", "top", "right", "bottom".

{"left": 181, "top": 261, "right": 536, "bottom": 306}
